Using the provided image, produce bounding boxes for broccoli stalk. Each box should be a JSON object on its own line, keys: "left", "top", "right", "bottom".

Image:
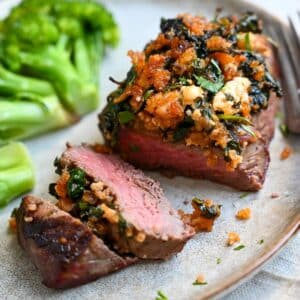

{"left": 0, "top": 0, "right": 120, "bottom": 117}
{"left": 0, "top": 142, "right": 35, "bottom": 207}
{"left": 13, "top": 39, "right": 99, "bottom": 116}
{"left": 0, "top": 65, "right": 73, "bottom": 144}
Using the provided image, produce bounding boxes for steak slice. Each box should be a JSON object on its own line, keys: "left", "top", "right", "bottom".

{"left": 16, "top": 195, "right": 136, "bottom": 289}
{"left": 56, "top": 145, "right": 195, "bottom": 259}
{"left": 116, "top": 94, "right": 277, "bottom": 192}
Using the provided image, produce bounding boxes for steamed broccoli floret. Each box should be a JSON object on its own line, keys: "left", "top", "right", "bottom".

{"left": 0, "top": 142, "right": 35, "bottom": 207}
{"left": 0, "top": 65, "right": 73, "bottom": 143}
{"left": 0, "top": 0, "right": 119, "bottom": 116}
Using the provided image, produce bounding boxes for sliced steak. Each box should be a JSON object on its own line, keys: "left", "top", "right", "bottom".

{"left": 16, "top": 195, "right": 135, "bottom": 289}
{"left": 55, "top": 145, "right": 195, "bottom": 259}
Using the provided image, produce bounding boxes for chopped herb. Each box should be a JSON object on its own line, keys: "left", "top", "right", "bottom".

{"left": 49, "top": 183, "right": 58, "bottom": 198}
{"left": 217, "top": 257, "right": 221, "bottom": 264}
{"left": 118, "top": 215, "right": 127, "bottom": 233}
{"left": 125, "top": 68, "right": 137, "bottom": 86}
{"left": 237, "top": 12, "right": 262, "bottom": 33}
{"left": 173, "top": 126, "right": 190, "bottom": 141}
{"left": 173, "top": 116, "right": 194, "bottom": 141}
{"left": 193, "top": 281, "right": 208, "bottom": 286}
{"left": 78, "top": 201, "right": 89, "bottom": 211}
{"left": 224, "top": 140, "right": 242, "bottom": 160}
{"left": 249, "top": 84, "right": 268, "bottom": 109}
{"left": 233, "top": 244, "right": 245, "bottom": 251}
{"left": 211, "top": 59, "right": 222, "bottom": 75}
{"left": 54, "top": 157, "right": 62, "bottom": 175}
{"left": 89, "top": 206, "right": 103, "bottom": 218}
{"left": 99, "top": 102, "right": 121, "bottom": 147}
{"left": 218, "top": 114, "right": 252, "bottom": 125}
{"left": 194, "top": 75, "right": 224, "bottom": 93}
{"left": 67, "top": 168, "right": 86, "bottom": 201}
{"left": 76, "top": 201, "right": 103, "bottom": 219}
{"left": 178, "top": 76, "right": 189, "bottom": 85}
{"left": 192, "top": 198, "right": 221, "bottom": 218}
{"left": 245, "top": 32, "right": 252, "bottom": 52}
{"left": 129, "top": 144, "right": 140, "bottom": 152}
{"left": 156, "top": 290, "right": 168, "bottom": 300}
{"left": 258, "top": 239, "right": 264, "bottom": 245}
{"left": 240, "top": 124, "right": 256, "bottom": 137}
{"left": 118, "top": 111, "right": 135, "bottom": 124}
{"left": 144, "top": 89, "right": 154, "bottom": 100}
{"left": 239, "top": 192, "right": 249, "bottom": 199}
{"left": 279, "top": 123, "right": 289, "bottom": 137}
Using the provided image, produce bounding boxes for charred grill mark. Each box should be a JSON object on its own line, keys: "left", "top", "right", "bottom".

{"left": 21, "top": 214, "right": 92, "bottom": 264}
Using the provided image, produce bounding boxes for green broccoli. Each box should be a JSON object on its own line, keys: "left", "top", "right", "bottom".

{"left": 0, "top": 142, "right": 35, "bottom": 207}
{"left": 0, "top": 64, "right": 73, "bottom": 143}
{"left": 0, "top": 0, "right": 119, "bottom": 120}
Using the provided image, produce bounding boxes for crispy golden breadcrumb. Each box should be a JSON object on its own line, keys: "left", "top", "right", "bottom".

{"left": 236, "top": 208, "right": 251, "bottom": 220}
{"left": 280, "top": 146, "right": 293, "bottom": 160}
{"left": 227, "top": 232, "right": 240, "bottom": 246}
{"left": 194, "top": 274, "right": 206, "bottom": 284}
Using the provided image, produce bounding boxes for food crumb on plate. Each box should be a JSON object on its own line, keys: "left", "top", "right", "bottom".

{"left": 227, "top": 232, "right": 240, "bottom": 246}
{"left": 236, "top": 207, "right": 251, "bottom": 220}
{"left": 280, "top": 146, "right": 293, "bottom": 160}
{"left": 271, "top": 192, "right": 279, "bottom": 199}
{"left": 193, "top": 274, "right": 207, "bottom": 285}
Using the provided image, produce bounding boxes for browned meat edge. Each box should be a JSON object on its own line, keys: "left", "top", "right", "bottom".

{"left": 16, "top": 195, "right": 136, "bottom": 289}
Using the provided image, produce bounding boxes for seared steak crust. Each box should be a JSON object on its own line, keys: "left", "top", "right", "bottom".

{"left": 17, "top": 196, "right": 135, "bottom": 289}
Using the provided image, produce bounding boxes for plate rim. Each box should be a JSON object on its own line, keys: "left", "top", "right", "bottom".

{"left": 201, "top": 215, "right": 300, "bottom": 299}
{"left": 199, "top": 0, "right": 300, "bottom": 298}
{"left": 0, "top": 1, "right": 299, "bottom": 299}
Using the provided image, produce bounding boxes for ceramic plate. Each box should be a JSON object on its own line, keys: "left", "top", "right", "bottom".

{"left": 0, "top": 1, "right": 299, "bottom": 299}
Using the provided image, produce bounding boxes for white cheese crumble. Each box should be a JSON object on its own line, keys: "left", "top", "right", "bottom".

{"left": 213, "top": 77, "right": 251, "bottom": 115}
{"left": 181, "top": 85, "right": 204, "bottom": 106}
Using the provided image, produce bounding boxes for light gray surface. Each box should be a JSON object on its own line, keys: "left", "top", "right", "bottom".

{"left": 223, "top": 233, "right": 300, "bottom": 300}
{"left": 223, "top": 0, "right": 300, "bottom": 299}
{"left": 0, "top": 1, "right": 299, "bottom": 300}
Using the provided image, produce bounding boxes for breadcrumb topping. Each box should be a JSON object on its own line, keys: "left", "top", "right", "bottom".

{"left": 101, "top": 12, "right": 282, "bottom": 169}
{"left": 280, "top": 146, "right": 292, "bottom": 160}
{"left": 227, "top": 232, "right": 240, "bottom": 246}
{"left": 236, "top": 207, "right": 251, "bottom": 220}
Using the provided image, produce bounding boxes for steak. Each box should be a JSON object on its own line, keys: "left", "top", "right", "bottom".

{"left": 98, "top": 13, "right": 282, "bottom": 192}
{"left": 16, "top": 195, "right": 136, "bottom": 289}
{"left": 116, "top": 93, "right": 277, "bottom": 191}
{"left": 55, "top": 145, "right": 195, "bottom": 259}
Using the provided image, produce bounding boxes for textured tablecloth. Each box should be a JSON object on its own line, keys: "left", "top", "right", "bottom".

{"left": 223, "top": 0, "right": 300, "bottom": 299}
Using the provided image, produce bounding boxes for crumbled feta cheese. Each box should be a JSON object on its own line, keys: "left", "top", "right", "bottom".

{"left": 213, "top": 77, "right": 251, "bottom": 115}
{"left": 181, "top": 85, "right": 204, "bottom": 106}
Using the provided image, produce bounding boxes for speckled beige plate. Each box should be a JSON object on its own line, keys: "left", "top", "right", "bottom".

{"left": 0, "top": 1, "right": 299, "bottom": 299}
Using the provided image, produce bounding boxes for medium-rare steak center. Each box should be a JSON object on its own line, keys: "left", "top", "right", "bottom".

{"left": 50, "top": 145, "right": 195, "bottom": 259}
